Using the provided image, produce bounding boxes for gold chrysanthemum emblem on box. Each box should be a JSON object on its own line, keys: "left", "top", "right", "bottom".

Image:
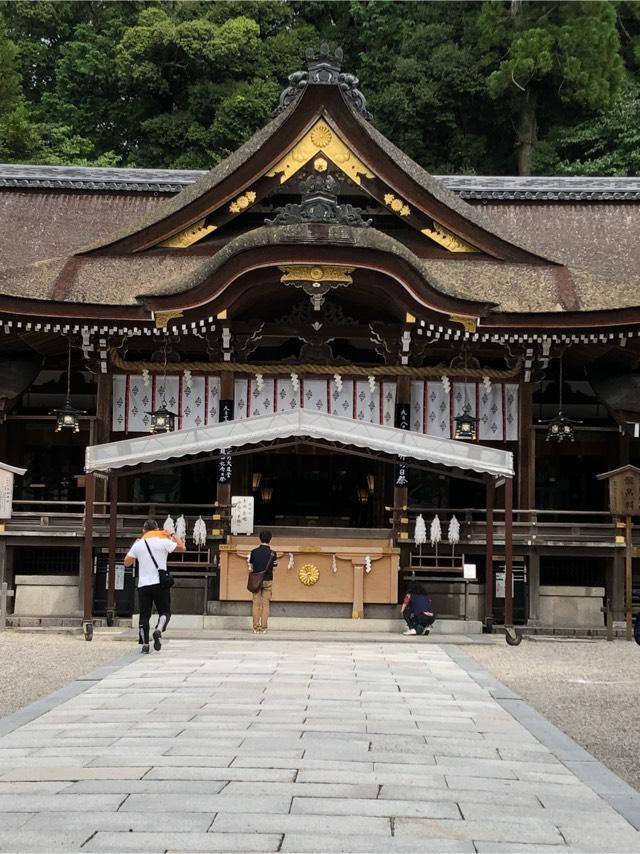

{"left": 298, "top": 563, "right": 320, "bottom": 586}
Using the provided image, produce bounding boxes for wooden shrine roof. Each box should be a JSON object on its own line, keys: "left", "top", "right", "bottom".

{"left": 0, "top": 45, "right": 639, "bottom": 329}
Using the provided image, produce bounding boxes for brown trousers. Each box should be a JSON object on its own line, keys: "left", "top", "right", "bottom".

{"left": 252, "top": 581, "right": 273, "bottom": 630}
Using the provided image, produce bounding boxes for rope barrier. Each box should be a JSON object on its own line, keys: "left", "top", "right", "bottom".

{"left": 109, "top": 350, "right": 521, "bottom": 380}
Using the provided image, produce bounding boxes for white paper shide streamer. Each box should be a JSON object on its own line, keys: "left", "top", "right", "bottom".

{"left": 175, "top": 514, "right": 187, "bottom": 541}
{"left": 413, "top": 514, "right": 427, "bottom": 546}
{"left": 163, "top": 515, "right": 175, "bottom": 534}
{"left": 331, "top": 554, "right": 337, "bottom": 573}
{"left": 364, "top": 555, "right": 372, "bottom": 574}
{"left": 288, "top": 552, "right": 295, "bottom": 570}
{"left": 192, "top": 517, "right": 207, "bottom": 548}
{"left": 448, "top": 514, "right": 460, "bottom": 556}
{"left": 430, "top": 515, "right": 442, "bottom": 558}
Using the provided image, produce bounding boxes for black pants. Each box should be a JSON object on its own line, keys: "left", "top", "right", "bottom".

{"left": 138, "top": 583, "right": 171, "bottom": 644}
{"left": 404, "top": 611, "right": 435, "bottom": 632}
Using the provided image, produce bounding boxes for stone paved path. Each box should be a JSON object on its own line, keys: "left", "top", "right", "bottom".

{"left": 1, "top": 639, "right": 639, "bottom": 853}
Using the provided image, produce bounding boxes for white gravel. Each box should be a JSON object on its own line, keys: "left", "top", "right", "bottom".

{"left": 467, "top": 639, "right": 640, "bottom": 791}
{"left": 0, "top": 631, "right": 123, "bottom": 718}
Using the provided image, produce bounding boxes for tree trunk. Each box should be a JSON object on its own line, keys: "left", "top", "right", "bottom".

{"left": 516, "top": 87, "right": 537, "bottom": 176}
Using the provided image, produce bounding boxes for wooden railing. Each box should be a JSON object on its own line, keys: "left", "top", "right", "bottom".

{"left": 0, "top": 500, "right": 626, "bottom": 549}
{"left": 5, "top": 500, "right": 225, "bottom": 540}
{"left": 405, "top": 507, "right": 620, "bottom": 548}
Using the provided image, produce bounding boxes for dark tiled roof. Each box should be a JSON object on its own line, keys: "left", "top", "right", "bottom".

{"left": 439, "top": 175, "right": 640, "bottom": 201}
{"left": 0, "top": 164, "right": 206, "bottom": 193}
{"left": 2, "top": 164, "right": 639, "bottom": 201}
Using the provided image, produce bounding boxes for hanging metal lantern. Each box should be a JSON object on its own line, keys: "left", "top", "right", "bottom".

{"left": 252, "top": 472, "right": 262, "bottom": 491}
{"left": 51, "top": 339, "right": 85, "bottom": 432}
{"left": 453, "top": 402, "right": 478, "bottom": 441}
{"left": 542, "top": 351, "right": 581, "bottom": 443}
{"left": 260, "top": 485, "right": 273, "bottom": 503}
{"left": 148, "top": 404, "right": 176, "bottom": 434}
{"left": 545, "top": 412, "right": 576, "bottom": 443}
{"left": 54, "top": 400, "right": 84, "bottom": 433}
{"left": 148, "top": 336, "right": 177, "bottom": 433}
{"left": 356, "top": 487, "right": 369, "bottom": 505}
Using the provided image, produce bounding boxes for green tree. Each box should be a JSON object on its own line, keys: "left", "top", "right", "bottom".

{"left": 477, "top": 1, "right": 625, "bottom": 174}
{"left": 534, "top": 79, "right": 640, "bottom": 175}
{"left": 349, "top": 1, "right": 506, "bottom": 173}
{"left": 0, "top": 11, "right": 40, "bottom": 160}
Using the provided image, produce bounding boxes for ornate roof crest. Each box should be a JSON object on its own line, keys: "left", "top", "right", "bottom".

{"left": 265, "top": 170, "right": 372, "bottom": 228}
{"left": 274, "top": 43, "right": 370, "bottom": 118}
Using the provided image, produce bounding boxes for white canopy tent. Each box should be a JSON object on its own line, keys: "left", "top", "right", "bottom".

{"left": 85, "top": 409, "right": 513, "bottom": 478}
{"left": 81, "top": 409, "right": 516, "bottom": 633}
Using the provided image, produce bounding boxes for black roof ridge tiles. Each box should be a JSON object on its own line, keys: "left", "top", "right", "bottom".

{"left": 1, "top": 163, "right": 639, "bottom": 200}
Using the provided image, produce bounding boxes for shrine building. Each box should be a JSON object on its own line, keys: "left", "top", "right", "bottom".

{"left": 1, "top": 45, "right": 640, "bottom": 636}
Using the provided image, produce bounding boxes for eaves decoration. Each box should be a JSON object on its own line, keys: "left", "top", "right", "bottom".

{"left": 267, "top": 120, "right": 374, "bottom": 186}
{"left": 159, "top": 219, "right": 217, "bottom": 248}
{"left": 421, "top": 223, "right": 478, "bottom": 253}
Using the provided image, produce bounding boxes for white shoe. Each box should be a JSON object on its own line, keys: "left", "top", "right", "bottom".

{"left": 402, "top": 628, "right": 417, "bottom": 635}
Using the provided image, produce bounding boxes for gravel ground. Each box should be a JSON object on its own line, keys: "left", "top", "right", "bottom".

{"left": 467, "top": 638, "right": 640, "bottom": 792}
{"left": 0, "top": 631, "right": 123, "bottom": 719}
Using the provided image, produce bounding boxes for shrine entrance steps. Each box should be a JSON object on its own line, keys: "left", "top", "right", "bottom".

{"left": 129, "top": 614, "right": 483, "bottom": 635}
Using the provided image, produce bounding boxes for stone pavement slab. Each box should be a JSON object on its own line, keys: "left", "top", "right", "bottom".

{"left": 0, "top": 638, "right": 639, "bottom": 853}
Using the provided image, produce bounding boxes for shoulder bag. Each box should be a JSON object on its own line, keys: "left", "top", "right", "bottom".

{"left": 143, "top": 538, "right": 175, "bottom": 589}
{"left": 247, "top": 551, "right": 275, "bottom": 594}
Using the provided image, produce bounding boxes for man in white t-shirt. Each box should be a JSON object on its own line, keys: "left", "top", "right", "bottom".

{"left": 124, "top": 519, "right": 186, "bottom": 654}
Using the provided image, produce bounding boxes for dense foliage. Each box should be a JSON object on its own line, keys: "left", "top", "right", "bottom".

{"left": 0, "top": 0, "right": 639, "bottom": 175}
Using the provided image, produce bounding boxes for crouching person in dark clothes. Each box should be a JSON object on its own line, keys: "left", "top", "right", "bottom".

{"left": 401, "top": 582, "right": 436, "bottom": 636}
{"left": 124, "top": 519, "right": 186, "bottom": 653}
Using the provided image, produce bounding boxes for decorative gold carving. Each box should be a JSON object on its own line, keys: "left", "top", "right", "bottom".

{"left": 229, "top": 190, "right": 256, "bottom": 215}
{"left": 153, "top": 310, "right": 184, "bottom": 330}
{"left": 310, "top": 123, "right": 333, "bottom": 147}
{"left": 449, "top": 314, "right": 478, "bottom": 333}
{"left": 159, "top": 219, "right": 217, "bottom": 248}
{"left": 421, "top": 222, "right": 478, "bottom": 253}
{"left": 216, "top": 309, "right": 228, "bottom": 320}
{"left": 405, "top": 312, "right": 416, "bottom": 324}
{"left": 267, "top": 119, "right": 374, "bottom": 186}
{"left": 298, "top": 563, "right": 320, "bottom": 586}
{"left": 383, "top": 193, "right": 411, "bottom": 217}
{"left": 314, "top": 157, "right": 328, "bottom": 172}
{"left": 279, "top": 265, "right": 355, "bottom": 284}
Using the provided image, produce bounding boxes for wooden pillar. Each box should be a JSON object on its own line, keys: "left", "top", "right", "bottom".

{"left": 352, "top": 560, "right": 365, "bottom": 619}
{"left": 528, "top": 549, "right": 540, "bottom": 622}
{"left": 216, "top": 372, "right": 234, "bottom": 523}
{"left": 625, "top": 515, "right": 633, "bottom": 641}
{"left": 518, "top": 383, "right": 535, "bottom": 512}
{"left": 504, "top": 476, "right": 514, "bottom": 626}
{"left": 484, "top": 477, "right": 495, "bottom": 626}
{"left": 106, "top": 475, "right": 118, "bottom": 617}
{"left": 611, "top": 550, "right": 626, "bottom": 624}
{"left": 393, "top": 375, "right": 411, "bottom": 544}
{"left": 82, "top": 472, "right": 96, "bottom": 638}
{"left": 94, "top": 374, "right": 112, "bottom": 505}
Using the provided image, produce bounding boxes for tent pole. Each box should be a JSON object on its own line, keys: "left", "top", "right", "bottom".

{"left": 484, "top": 477, "right": 495, "bottom": 630}
{"left": 106, "top": 475, "right": 118, "bottom": 626}
{"left": 82, "top": 472, "right": 95, "bottom": 641}
{"left": 504, "top": 476, "right": 514, "bottom": 627}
